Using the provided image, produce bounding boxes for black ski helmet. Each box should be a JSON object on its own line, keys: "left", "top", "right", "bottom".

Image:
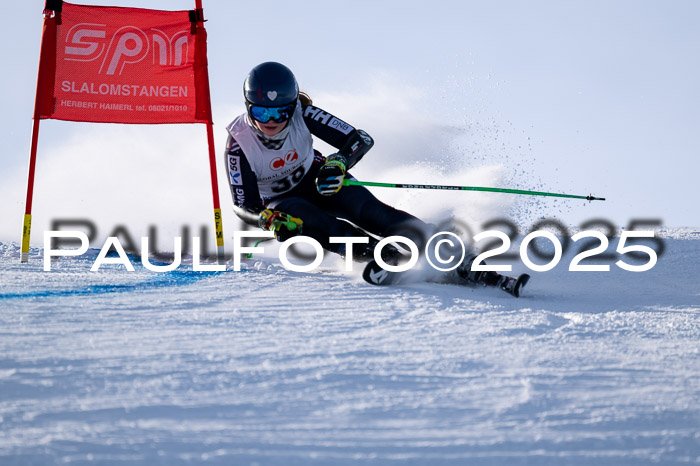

{"left": 244, "top": 62, "right": 299, "bottom": 108}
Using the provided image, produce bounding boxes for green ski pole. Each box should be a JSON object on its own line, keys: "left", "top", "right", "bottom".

{"left": 343, "top": 179, "right": 605, "bottom": 202}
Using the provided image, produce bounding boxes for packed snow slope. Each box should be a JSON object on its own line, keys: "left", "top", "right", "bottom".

{"left": 0, "top": 230, "right": 698, "bottom": 465}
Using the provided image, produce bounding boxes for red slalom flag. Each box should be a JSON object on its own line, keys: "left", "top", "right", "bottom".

{"left": 22, "top": 1, "right": 224, "bottom": 263}
{"left": 36, "top": 1, "right": 211, "bottom": 124}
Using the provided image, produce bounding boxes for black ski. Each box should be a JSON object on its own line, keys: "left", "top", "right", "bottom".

{"left": 362, "top": 259, "right": 406, "bottom": 286}
{"left": 362, "top": 259, "right": 531, "bottom": 298}
{"left": 495, "top": 273, "right": 531, "bottom": 298}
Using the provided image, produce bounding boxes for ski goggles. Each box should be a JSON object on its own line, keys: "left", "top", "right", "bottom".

{"left": 248, "top": 103, "right": 296, "bottom": 124}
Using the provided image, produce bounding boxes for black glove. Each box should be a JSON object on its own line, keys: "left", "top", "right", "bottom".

{"left": 315, "top": 153, "right": 347, "bottom": 196}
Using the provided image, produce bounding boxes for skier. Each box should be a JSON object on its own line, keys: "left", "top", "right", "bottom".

{"left": 223, "top": 61, "right": 429, "bottom": 262}
{"left": 223, "top": 61, "right": 529, "bottom": 296}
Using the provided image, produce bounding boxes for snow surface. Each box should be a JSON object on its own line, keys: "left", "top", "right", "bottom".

{"left": 0, "top": 232, "right": 699, "bottom": 465}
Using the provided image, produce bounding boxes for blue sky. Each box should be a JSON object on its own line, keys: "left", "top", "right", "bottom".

{"left": 2, "top": 0, "right": 698, "bottom": 246}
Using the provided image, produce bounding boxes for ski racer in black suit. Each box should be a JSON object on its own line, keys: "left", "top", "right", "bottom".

{"left": 223, "top": 61, "right": 430, "bottom": 260}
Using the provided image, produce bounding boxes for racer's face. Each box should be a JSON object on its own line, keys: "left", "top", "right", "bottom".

{"left": 255, "top": 119, "right": 287, "bottom": 137}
